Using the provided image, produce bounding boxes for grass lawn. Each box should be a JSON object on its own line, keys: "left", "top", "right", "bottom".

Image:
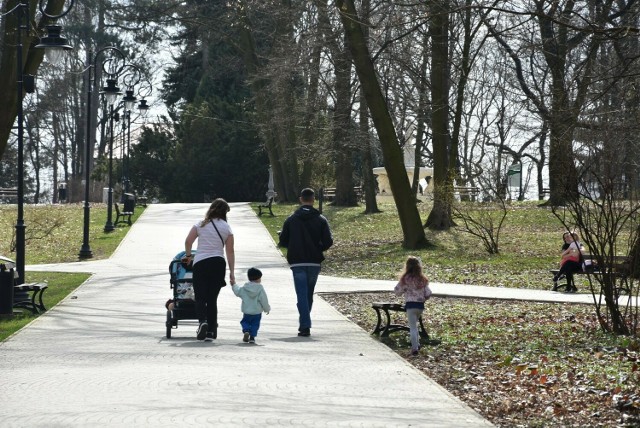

{"left": 0, "top": 203, "right": 145, "bottom": 341}
{"left": 0, "top": 203, "right": 145, "bottom": 264}
{"left": 255, "top": 198, "right": 569, "bottom": 290}
{"left": 0, "top": 271, "right": 90, "bottom": 341}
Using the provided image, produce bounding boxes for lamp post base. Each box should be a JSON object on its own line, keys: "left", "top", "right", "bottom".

{"left": 78, "top": 247, "right": 93, "bottom": 259}
{"left": 104, "top": 222, "right": 115, "bottom": 232}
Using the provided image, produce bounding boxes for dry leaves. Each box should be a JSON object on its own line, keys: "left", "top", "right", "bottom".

{"left": 321, "top": 292, "right": 640, "bottom": 427}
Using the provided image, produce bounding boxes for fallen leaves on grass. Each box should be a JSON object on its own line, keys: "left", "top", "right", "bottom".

{"left": 320, "top": 292, "right": 640, "bottom": 427}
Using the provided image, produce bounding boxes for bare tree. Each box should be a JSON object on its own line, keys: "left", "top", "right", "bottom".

{"left": 483, "top": 1, "right": 639, "bottom": 205}
{"left": 335, "top": 0, "right": 430, "bottom": 249}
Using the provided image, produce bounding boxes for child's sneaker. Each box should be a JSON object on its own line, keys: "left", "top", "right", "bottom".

{"left": 249, "top": 336, "right": 256, "bottom": 344}
{"left": 243, "top": 331, "right": 250, "bottom": 343}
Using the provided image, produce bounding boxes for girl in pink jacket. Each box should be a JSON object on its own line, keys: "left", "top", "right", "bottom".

{"left": 394, "top": 256, "right": 432, "bottom": 355}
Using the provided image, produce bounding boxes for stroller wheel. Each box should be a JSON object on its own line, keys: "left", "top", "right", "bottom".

{"left": 166, "top": 311, "right": 173, "bottom": 339}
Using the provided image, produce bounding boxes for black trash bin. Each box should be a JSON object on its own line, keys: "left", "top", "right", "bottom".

{"left": 57, "top": 184, "right": 67, "bottom": 202}
{"left": 123, "top": 193, "right": 135, "bottom": 213}
{"left": 0, "top": 266, "right": 14, "bottom": 317}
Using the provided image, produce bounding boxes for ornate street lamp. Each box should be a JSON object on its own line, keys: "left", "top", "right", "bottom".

{"left": 116, "top": 65, "right": 148, "bottom": 198}
{"left": 121, "top": 90, "right": 136, "bottom": 195}
{"left": 101, "top": 78, "right": 122, "bottom": 233}
{"left": 12, "top": 0, "right": 74, "bottom": 284}
{"left": 35, "top": 25, "right": 72, "bottom": 63}
{"left": 137, "top": 99, "right": 150, "bottom": 117}
{"left": 78, "top": 47, "right": 125, "bottom": 257}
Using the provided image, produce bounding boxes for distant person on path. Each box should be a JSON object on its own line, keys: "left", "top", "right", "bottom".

{"left": 394, "top": 256, "right": 432, "bottom": 356}
{"left": 278, "top": 188, "right": 333, "bottom": 337}
{"left": 184, "top": 199, "right": 236, "bottom": 341}
{"left": 232, "top": 267, "right": 271, "bottom": 344}
{"left": 552, "top": 231, "right": 584, "bottom": 293}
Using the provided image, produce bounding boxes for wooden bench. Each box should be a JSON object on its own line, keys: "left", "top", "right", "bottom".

{"left": 322, "top": 186, "right": 364, "bottom": 202}
{"left": 371, "top": 302, "right": 439, "bottom": 344}
{"left": 114, "top": 203, "right": 133, "bottom": 226}
{"left": 540, "top": 188, "right": 551, "bottom": 200}
{"left": 323, "top": 187, "right": 336, "bottom": 200}
{"left": 258, "top": 196, "right": 275, "bottom": 216}
{"left": 13, "top": 282, "right": 48, "bottom": 314}
{"left": 551, "top": 255, "right": 630, "bottom": 294}
{"left": 454, "top": 186, "right": 480, "bottom": 201}
{"left": 0, "top": 187, "right": 18, "bottom": 202}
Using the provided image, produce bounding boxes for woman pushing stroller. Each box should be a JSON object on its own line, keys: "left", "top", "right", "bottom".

{"left": 184, "top": 199, "right": 236, "bottom": 341}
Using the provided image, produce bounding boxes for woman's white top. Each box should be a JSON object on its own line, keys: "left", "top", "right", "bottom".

{"left": 193, "top": 219, "right": 233, "bottom": 265}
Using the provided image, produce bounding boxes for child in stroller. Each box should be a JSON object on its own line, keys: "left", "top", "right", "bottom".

{"left": 165, "top": 250, "right": 198, "bottom": 338}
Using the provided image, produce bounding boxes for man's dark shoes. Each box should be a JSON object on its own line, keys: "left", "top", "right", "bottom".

{"left": 205, "top": 332, "right": 215, "bottom": 341}
{"left": 196, "top": 322, "right": 208, "bottom": 341}
{"left": 243, "top": 331, "right": 250, "bottom": 343}
{"left": 249, "top": 336, "right": 256, "bottom": 344}
{"left": 298, "top": 328, "right": 310, "bottom": 337}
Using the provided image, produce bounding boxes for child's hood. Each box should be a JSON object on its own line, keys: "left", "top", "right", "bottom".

{"left": 242, "top": 281, "right": 264, "bottom": 297}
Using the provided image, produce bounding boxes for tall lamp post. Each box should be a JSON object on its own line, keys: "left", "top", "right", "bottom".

{"left": 102, "top": 78, "right": 122, "bottom": 232}
{"left": 79, "top": 47, "right": 125, "bottom": 257}
{"left": 128, "top": 94, "right": 151, "bottom": 195}
{"left": 121, "top": 89, "right": 137, "bottom": 195}
{"left": 11, "top": 1, "right": 74, "bottom": 283}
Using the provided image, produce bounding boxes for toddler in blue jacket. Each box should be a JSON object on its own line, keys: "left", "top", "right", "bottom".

{"left": 231, "top": 267, "right": 271, "bottom": 344}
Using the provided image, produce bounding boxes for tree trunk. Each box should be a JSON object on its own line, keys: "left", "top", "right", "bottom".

{"left": 0, "top": 0, "right": 68, "bottom": 159}
{"left": 332, "top": 37, "right": 357, "bottom": 207}
{"left": 336, "top": 0, "right": 429, "bottom": 249}
{"left": 358, "top": 0, "right": 379, "bottom": 214}
{"left": 425, "top": 0, "right": 454, "bottom": 230}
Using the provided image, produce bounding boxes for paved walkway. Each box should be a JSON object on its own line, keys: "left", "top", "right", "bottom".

{"left": 0, "top": 203, "right": 592, "bottom": 427}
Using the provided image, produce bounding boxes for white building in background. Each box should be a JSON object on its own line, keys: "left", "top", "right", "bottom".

{"left": 373, "top": 143, "right": 433, "bottom": 195}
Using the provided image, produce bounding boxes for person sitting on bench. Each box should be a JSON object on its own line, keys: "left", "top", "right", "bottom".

{"left": 394, "top": 256, "right": 432, "bottom": 356}
{"left": 552, "top": 231, "right": 584, "bottom": 292}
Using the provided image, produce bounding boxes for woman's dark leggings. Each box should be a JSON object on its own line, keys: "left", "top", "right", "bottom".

{"left": 556, "top": 260, "right": 582, "bottom": 282}
{"left": 193, "top": 256, "right": 226, "bottom": 334}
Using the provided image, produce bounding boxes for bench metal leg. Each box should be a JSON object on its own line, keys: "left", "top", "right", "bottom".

{"left": 14, "top": 293, "right": 41, "bottom": 314}
{"left": 258, "top": 205, "right": 274, "bottom": 216}
{"left": 35, "top": 288, "right": 46, "bottom": 312}
{"left": 372, "top": 307, "right": 384, "bottom": 335}
{"left": 380, "top": 308, "right": 393, "bottom": 337}
{"left": 418, "top": 317, "right": 430, "bottom": 339}
{"left": 371, "top": 306, "right": 399, "bottom": 337}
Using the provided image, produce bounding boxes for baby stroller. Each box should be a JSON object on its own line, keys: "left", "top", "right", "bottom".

{"left": 165, "top": 250, "right": 198, "bottom": 338}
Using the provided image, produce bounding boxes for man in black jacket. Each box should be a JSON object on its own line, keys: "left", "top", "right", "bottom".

{"left": 278, "top": 188, "right": 333, "bottom": 337}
